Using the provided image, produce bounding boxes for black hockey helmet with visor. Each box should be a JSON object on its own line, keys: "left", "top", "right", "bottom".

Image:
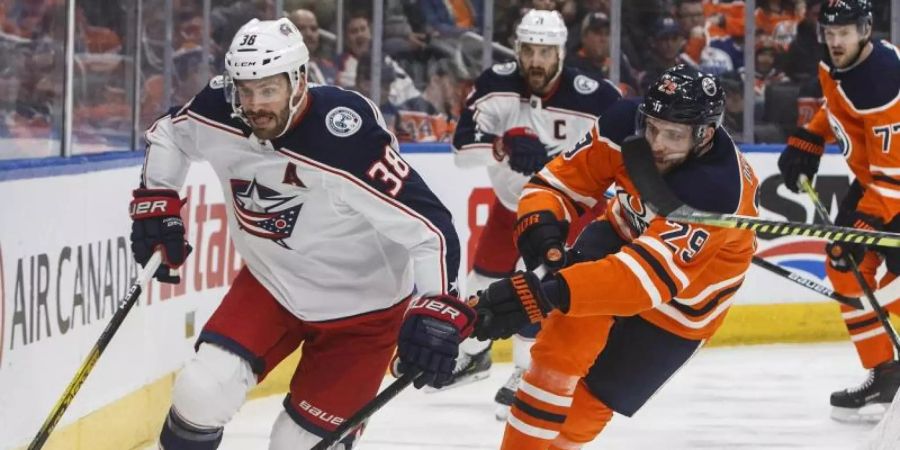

{"left": 638, "top": 65, "right": 725, "bottom": 149}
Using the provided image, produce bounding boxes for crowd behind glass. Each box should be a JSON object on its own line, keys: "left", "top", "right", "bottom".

{"left": 0, "top": 0, "right": 894, "bottom": 160}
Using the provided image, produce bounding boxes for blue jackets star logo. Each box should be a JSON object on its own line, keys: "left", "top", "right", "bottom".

{"left": 231, "top": 178, "right": 303, "bottom": 248}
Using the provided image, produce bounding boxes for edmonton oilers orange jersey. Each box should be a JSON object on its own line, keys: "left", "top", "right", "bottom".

{"left": 803, "top": 40, "right": 900, "bottom": 224}
{"left": 519, "top": 99, "right": 759, "bottom": 340}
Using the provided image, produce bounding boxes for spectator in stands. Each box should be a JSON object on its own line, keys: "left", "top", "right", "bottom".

{"left": 675, "top": 0, "right": 707, "bottom": 66}
{"left": 283, "top": 0, "right": 336, "bottom": 31}
{"left": 420, "top": 59, "right": 464, "bottom": 121}
{"left": 287, "top": 8, "right": 336, "bottom": 85}
{"left": 784, "top": 0, "right": 822, "bottom": 82}
{"left": 398, "top": 60, "right": 460, "bottom": 142}
{"left": 757, "top": 0, "right": 803, "bottom": 36}
{"left": 638, "top": 16, "right": 689, "bottom": 93}
{"left": 565, "top": 12, "right": 638, "bottom": 95}
{"left": 334, "top": 12, "right": 421, "bottom": 105}
{"left": 674, "top": 0, "right": 734, "bottom": 76}
{"left": 720, "top": 70, "right": 745, "bottom": 137}
{"left": 355, "top": 53, "right": 399, "bottom": 133}
{"left": 335, "top": 11, "right": 372, "bottom": 87}
{"left": 708, "top": 21, "right": 745, "bottom": 72}
{"left": 382, "top": 1, "right": 430, "bottom": 61}
{"left": 753, "top": 38, "right": 788, "bottom": 104}
{"left": 418, "top": 0, "right": 483, "bottom": 37}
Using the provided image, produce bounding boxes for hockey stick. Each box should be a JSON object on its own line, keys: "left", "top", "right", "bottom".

{"left": 750, "top": 255, "right": 863, "bottom": 309}
{"left": 312, "top": 371, "right": 419, "bottom": 450}
{"left": 594, "top": 189, "right": 859, "bottom": 307}
{"left": 798, "top": 175, "right": 900, "bottom": 353}
{"left": 28, "top": 252, "right": 163, "bottom": 450}
{"left": 619, "top": 136, "right": 900, "bottom": 249}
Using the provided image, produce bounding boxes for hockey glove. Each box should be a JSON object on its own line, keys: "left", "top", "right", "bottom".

{"left": 826, "top": 211, "right": 883, "bottom": 273}
{"left": 500, "top": 127, "right": 551, "bottom": 175}
{"left": 396, "top": 294, "right": 477, "bottom": 389}
{"left": 515, "top": 211, "right": 569, "bottom": 271}
{"left": 777, "top": 128, "right": 825, "bottom": 193}
{"left": 129, "top": 189, "right": 192, "bottom": 284}
{"left": 472, "top": 272, "right": 569, "bottom": 341}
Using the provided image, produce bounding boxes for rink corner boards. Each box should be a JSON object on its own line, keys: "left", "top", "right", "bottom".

{"left": 14, "top": 300, "right": 899, "bottom": 450}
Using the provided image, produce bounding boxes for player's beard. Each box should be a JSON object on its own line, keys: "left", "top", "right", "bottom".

{"left": 246, "top": 105, "right": 290, "bottom": 140}
{"left": 525, "top": 66, "right": 556, "bottom": 94}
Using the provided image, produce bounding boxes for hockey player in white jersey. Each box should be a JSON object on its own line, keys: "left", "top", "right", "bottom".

{"left": 130, "top": 18, "right": 473, "bottom": 450}
{"left": 447, "top": 9, "right": 620, "bottom": 417}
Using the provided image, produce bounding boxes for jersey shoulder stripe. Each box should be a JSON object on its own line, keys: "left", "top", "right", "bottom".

{"left": 185, "top": 79, "right": 252, "bottom": 136}
{"left": 470, "top": 62, "right": 528, "bottom": 101}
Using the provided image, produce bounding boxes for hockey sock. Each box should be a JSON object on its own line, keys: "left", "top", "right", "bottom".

{"left": 159, "top": 407, "right": 224, "bottom": 450}
{"left": 549, "top": 381, "right": 613, "bottom": 450}
{"left": 501, "top": 365, "right": 579, "bottom": 450}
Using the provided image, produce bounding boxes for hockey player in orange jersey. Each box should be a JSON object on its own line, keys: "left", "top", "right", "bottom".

{"left": 776, "top": 0, "right": 900, "bottom": 422}
{"left": 470, "top": 65, "right": 759, "bottom": 449}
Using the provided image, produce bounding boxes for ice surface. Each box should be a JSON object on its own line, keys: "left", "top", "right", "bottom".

{"left": 150, "top": 342, "right": 884, "bottom": 449}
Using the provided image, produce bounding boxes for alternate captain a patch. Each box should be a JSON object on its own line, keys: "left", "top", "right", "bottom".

{"left": 231, "top": 178, "right": 303, "bottom": 248}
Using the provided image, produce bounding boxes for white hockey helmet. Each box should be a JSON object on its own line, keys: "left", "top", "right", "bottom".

{"left": 515, "top": 10, "right": 568, "bottom": 85}
{"left": 224, "top": 18, "right": 310, "bottom": 137}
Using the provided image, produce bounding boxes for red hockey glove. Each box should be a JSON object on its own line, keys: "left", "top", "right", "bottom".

{"left": 498, "top": 127, "right": 551, "bottom": 175}
{"left": 395, "top": 294, "right": 477, "bottom": 389}
{"left": 129, "top": 189, "right": 192, "bottom": 284}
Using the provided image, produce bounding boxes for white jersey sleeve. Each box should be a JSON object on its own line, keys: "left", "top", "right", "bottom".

{"left": 142, "top": 101, "right": 201, "bottom": 190}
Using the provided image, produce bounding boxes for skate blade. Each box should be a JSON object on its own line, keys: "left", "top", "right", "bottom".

{"left": 495, "top": 404, "right": 511, "bottom": 421}
{"left": 423, "top": 370, "right": 492, "bottom": 394}
{"left": 831, "top": 403, "right": 889, "bottom": 423}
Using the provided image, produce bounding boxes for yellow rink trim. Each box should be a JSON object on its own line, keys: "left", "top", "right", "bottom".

{"left": 17, "top": 301, "right": 900, "bottom": 450}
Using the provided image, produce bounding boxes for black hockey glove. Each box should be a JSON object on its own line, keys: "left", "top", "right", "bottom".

{"left": 500, "top": 127, "right": 551, "bottom": 175}
{"left": 129, "top": 188, "right": 192, "bottom": 284}
{"left": 472, "top": 272, "right": 569, "bottom": 341}
{"left": 515, "top": 211, "right": 569, "bottom": 271}
{"left": 395, "top": 294, "right": 476, "bottom": 389}
{"left": 826, "top": 211, "right": 883, "bottom": 273}
{"left": 777, "top": 128, "right": 825, "bottom": 193}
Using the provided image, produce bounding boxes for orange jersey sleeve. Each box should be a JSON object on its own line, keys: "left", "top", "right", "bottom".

{"left": 803, "top": 103, "right": 835, "bottom": 141}
{"left": 518, "top": 123, "right": 621, "bottom": 224}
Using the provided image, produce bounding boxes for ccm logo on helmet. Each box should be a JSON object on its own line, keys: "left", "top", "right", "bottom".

{"left": 409, "top": 298, "right": 461, "bottom": 319}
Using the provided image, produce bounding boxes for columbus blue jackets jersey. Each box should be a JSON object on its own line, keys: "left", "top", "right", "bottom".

{"left": 452, "top": 62, "right": 621, "bottom": 210}
{"left": 142, "top": 79, "right": 459, "bottom": 321}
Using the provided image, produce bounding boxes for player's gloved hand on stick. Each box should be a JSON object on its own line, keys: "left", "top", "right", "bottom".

{"left": 826, "top": 211, "right": 883, "bottom": 272}
{"left": 394, "top": 294, "right": 477, "bottom": 389}
{"left": 129, "top": 188, "right": 192, "bottom": 284}
{"left": 515, "top": 211, "right": 569, "bottom": 271}
{"left": 472, "top": 271, "right": 568, "bottom": 341}
{"left": 777, "top": 128, "right": 825, "bottom": 193}
{"left": 500, "top": 127, "right": 551, "bottom": 175}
